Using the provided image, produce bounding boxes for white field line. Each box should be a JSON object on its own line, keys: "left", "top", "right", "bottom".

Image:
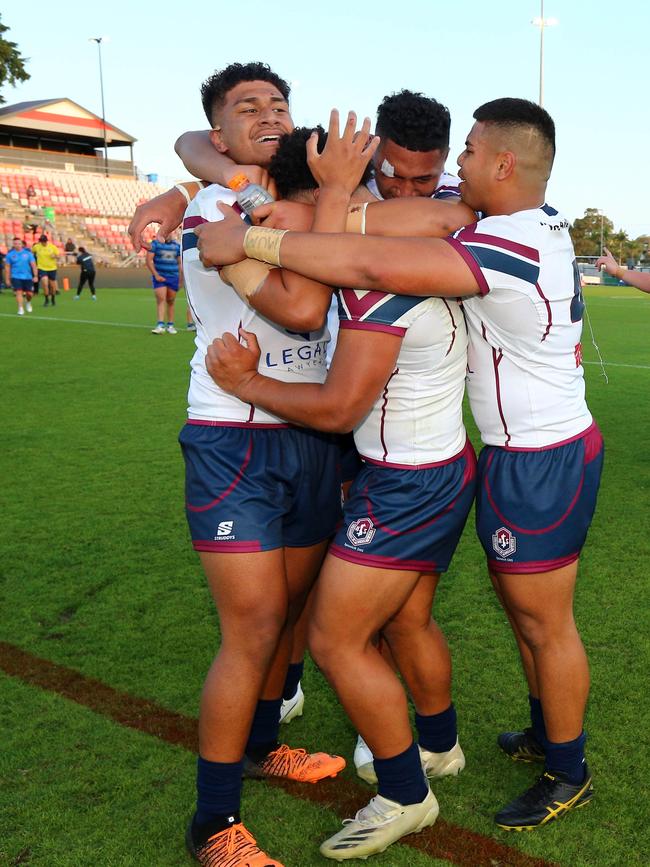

{"left": 2, "top": 313, "right": 648, "bottom": 368}
{"left": 0, "top": 313, "right": 150, "bottom": 329}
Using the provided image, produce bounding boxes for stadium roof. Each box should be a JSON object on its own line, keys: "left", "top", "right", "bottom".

{"left": 0, "top": 99, "right": 136, "bottom": 146}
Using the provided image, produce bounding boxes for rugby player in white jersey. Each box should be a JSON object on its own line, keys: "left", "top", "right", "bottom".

{"left": 204, "top": 113, "right": 476, "bottom": 861}
{"left": 178, "top": 63, "right": 347, "bottom": 867}
{"left": 197, "top": 98, "right": 604, "bottom": 835}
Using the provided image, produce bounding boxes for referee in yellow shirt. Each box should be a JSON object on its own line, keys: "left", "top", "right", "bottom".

{"left": 33, "top": 234, "right": 60, "bottom": 307}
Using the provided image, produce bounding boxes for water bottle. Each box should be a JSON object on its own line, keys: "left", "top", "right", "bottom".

{"left": 227, "top": 173, "right": 274, "bottom": 221}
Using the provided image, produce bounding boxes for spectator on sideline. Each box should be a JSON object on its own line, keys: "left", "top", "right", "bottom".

{"left": 73, "top": 247, "right": 97, "bottom": 300}
{"left": 146, "top": 237, "right": 181, "bottom": 334}
{"left": 64, "top": 237, "right": 77, "bottom": 264}
{"left": 596, "top": 246, "right": 650, "bottom": 294}
{"left": 5, "top": 236, "right": 37, "bottom": 315}
{"left": 33, "top": 234, "right": 60, "bottom": 307}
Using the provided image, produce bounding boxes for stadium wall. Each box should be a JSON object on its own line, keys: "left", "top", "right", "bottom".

{"left": 57, "top": 266, "right": 153, "bottom": 289}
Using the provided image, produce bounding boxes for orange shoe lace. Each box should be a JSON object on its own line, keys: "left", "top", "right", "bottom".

{"left": 198, "top": 823, "right": 281, "bottom": 867}
{"left": 259, "top": 744, "right": 343, "bottom": 781}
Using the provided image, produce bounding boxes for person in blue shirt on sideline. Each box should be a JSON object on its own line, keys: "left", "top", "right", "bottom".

{"left": 4, "top": 237, "right": 37, "bottom": 316}
{"left": 146, "top": 237, "right": 182, "bottom": 334}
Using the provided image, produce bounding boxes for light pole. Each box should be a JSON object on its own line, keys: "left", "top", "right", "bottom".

{"left": 531, "top": 1, "right": 558, "bottom": 107}
{"left": 89, "top": 37, "right": 109, "bottom": 177}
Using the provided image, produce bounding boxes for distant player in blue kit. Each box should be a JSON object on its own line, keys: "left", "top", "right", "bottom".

{"left": 146, "top": 237, "right": 181, "bottom": 333}
{"left": 5, "top": 236, "right": 37, "bottom": 315}
{"left": 199, "top": 98, "right": 604, "bottom": 839}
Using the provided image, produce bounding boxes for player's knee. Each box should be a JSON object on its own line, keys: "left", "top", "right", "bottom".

{"left": 515, "top": 612, "right": 576, "bottom": 651}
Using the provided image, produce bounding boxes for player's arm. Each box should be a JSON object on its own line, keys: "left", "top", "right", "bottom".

{"left": 128, "top": 181, "right": 208, "bottom": 252}
{"left": 145, "top": 250, "right": 161, "bottom": 282}
{"left": 4, "top": 262, "right": 10, "bottom": 286}
{"left": 596, "top": 246, "right": 650, "bottom": 294}
{"left": 30, "top": 254, "right": 37, "bottom": 280}
{"left": 196, "top": 206, "right": 480, "bottom": 299}
{"left": 361, "top": 197, "right": 476, "bottom": 238}
{"left": 175, "top": 130, "right": 273, "bottom": 190}
{"left": 206, "top": 325, "right": 401, "bottom": 433}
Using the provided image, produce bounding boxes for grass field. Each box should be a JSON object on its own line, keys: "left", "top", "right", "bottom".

{"left": 1, "top": 285, "right": 649, "bottom": 866}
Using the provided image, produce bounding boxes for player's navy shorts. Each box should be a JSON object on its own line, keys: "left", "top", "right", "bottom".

{"left": 338, "top": 432, "right": 362, "bottom": 485}
{"left": 38, "top": 269, "right": 57, "bottom": 280}
{"left": 11, "top": 278, "right": 33, "bottom": 291}
{"left": 476, "top": 421, "right": 604, "bottom": 573}
{"left": 179, "top": 422, "right": 342, "bottom": 552}
{"left": 152, "top": 275, "right": 179, "bottom": 292}
{"left": 330, "top": 437, "right": 477, "bottom": 572}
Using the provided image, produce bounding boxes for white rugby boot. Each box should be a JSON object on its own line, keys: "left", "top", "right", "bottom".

{"left": 279, "top": 682, "right": 304, "bottom": 724}
{"left": 419, "top": 738, "right": 466, "bottom": 779}
{"left": 319, "top": 788, "right": 439, "bottom": 861}
{"left": 354, "top": 734, "right": 378, "bottom": 784}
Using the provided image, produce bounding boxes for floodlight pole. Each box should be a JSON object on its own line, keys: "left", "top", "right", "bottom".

{"left": 532, "top": 1, "right": 558, "bottom": 108}
{"left": 90, "top": 37, "right": 109, "bottom": 177}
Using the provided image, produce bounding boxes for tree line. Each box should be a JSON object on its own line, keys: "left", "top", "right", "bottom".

{"left": 570, "top": 208, "right": 648, "bottom": 266}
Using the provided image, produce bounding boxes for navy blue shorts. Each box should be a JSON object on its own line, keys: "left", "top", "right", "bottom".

{"left": 179, "top": 422, "right": 342, "bottom": 553}
{"left": 12, "top": 278, "right": 33, "bottom": 292}
{"left": 338, "top": 433, "right": 362, "bottom": 484}
{"left": 476, "top": 422, "right": 604, "bottom": 573}
{"left": 152, "top": 276, "right": 179, "bottom": 292}
{"left": 330, "top": 438, "right": 477, "bottom": 572}
{"left": 38, "top": 269, "right": 57, "bottom": 281}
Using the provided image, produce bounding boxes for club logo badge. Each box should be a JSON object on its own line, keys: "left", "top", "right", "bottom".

{"left": 347, "top": 517, "right": 376, "bottom": 546}
{"left": 492, "top": 526, "right": 517, "bottom": 558}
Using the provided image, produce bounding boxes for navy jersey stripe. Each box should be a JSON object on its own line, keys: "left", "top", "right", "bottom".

{"left": 463, "top": 245, "right": 540, "bottom": 285}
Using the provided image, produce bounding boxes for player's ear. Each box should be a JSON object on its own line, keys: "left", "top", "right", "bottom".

{"left": 209, "top": 126, "right": 228, "bottom": 154}
{"left": 495, "top": 150, "right": 516, "bottom": 181}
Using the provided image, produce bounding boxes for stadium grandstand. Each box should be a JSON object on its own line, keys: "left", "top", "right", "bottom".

{"left": 0, "top": 98, "right": 170, "bottom": 264}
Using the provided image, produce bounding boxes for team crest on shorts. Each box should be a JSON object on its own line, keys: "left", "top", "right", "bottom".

{"left": 492, "top": 526, "right": 516, "bottom": 558}
{"left": 347, "top": 517, "right": 376, "bottom": 546}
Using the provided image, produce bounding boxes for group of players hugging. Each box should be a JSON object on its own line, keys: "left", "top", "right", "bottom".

{"left": 129, "top": 61, "right": 603, "bottom": 867}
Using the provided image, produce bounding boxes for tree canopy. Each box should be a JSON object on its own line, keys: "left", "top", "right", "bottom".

{"left": 570, "top": 208, "right": 648, "bottom": 265}
{"left": 0, "top": 15, "right": 29, "bottom": 105}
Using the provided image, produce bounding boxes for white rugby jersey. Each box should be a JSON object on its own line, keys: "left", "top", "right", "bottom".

{"left": 337, "top": 289, "right": 468, "bottom": 465}
{"left": 182, "top": 184, "right": 330, "bottom": 424}
{"left": 446, "top": 204, "right": 593, "bottom": 449}
{"left": 366, "top": 170, "right": 461, "bottom": 201}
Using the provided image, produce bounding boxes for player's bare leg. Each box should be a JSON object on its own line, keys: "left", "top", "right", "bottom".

{"left": 154, "top": 286, "right": 167, "bottom": 324}
{"left": 492, "top": 561, "right": 593, "bottom": 830}
{"left": 382, "top": 572, "right": 450, "bottom": 714}
{"left": 490, "top": 569, "right": 539, "bottom": 696}
{"left": 493, "top": 562, "right": 588, "bottom": 744}
{"left": 166, "top": 288, "right": 176, "bottom": 329}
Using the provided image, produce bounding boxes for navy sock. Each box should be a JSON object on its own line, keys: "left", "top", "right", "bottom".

{"left": 282, "top": 661, "right": 304, "bottom": 701}
{"left": 528, "top": 695, "right": 548, "bottom": 746}
{"left": 245, "top": 698, "right": 282, "bottom": 761}
{"left": 545, "top": 731, "right": 587, "bottom": 785}
{"left": 415, "top": 703, "right": 457, "bottom": 753}
{"left": 374, "top": 741, "right": 429, "bottom": 806}
{"left": 195, "top": 756, "right": 243, "bottom": 825}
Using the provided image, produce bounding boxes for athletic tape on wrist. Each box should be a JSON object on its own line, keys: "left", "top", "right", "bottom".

{"left": 243, "top": 227, "right": 287, "bottom": 267}
{"left": 174, "top": 181, "right": 204, "bottom": 205}
{"left": 220, "top": 259, "right": 274, "bottom": 301}
{"left": 346, "top": 202, "right": 368, "bottom": 235}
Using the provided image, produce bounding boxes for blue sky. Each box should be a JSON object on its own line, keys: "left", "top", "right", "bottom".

{"left": 4, "top": 1, "right": 648, "bottom": 237}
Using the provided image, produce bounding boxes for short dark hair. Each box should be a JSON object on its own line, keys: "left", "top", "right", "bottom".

{"left": 375, "top": 90, "right": 451, "bottom": 152}
{"left": 13, "top": 236, "right": 22, "bottom": 242}
{"left": 78, "top": 246, "right": 86, "bottom": 254}
{"left": 473, "top": 98, "right": 556, "bottom": 158}
{"left": 269, "top": 126, "right": 373, "bottom": 199}
{"left": 200, "top": 62, "right": 290, "bottom": 125}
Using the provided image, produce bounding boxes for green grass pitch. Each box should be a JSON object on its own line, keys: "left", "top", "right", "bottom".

{"left": 0, "top": 285, "right": 648, "bottom": 865}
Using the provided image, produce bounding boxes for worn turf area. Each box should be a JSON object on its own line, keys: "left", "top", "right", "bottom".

{"left": 1, "top": 286, "right": 648, "bottom": 865}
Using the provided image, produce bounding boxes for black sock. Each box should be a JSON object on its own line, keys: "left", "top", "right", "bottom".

{"left": 191, "top": 812, "right": 241, "bottom": 847}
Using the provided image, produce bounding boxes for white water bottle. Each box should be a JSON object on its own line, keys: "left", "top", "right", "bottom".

{"left": 227, "top": 172, "right": 274, "bottom": 220}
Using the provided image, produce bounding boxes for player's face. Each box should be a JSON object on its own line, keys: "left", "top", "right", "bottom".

{"left": 211, "top": 80, "right": 294, "bottom": 168}
{"left": 456, "top": 122, "right": 496, "bottom": 212}
{"left": 372, "top": 138, "right": 447, "bottom": 199}
{"left": 12, "top": 238, "right": 23, "bottom": 250}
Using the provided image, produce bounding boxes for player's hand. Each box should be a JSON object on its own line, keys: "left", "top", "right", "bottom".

{"left": 307, "top": 109, "right": 380, "bottom": 195}
{"left": 251, "top": 200, "right": 314, "bottom": 230}
{"left": 222, "top": 165, "right": 278, "bottom": 200}
{"left": 205, "top": 328, "right": 261, "bottom": 397}
{"left": 595, "top": 246, "right": 618, "bottom": 276}
{"left": 128, "top": 187, "right": 186, "bottom": 252}
{"left": 195, "top": 203, "right": 248, "bottom": 267}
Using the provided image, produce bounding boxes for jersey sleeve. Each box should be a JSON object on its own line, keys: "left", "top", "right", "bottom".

{"left": 444, "top": 215, "right": 541, "bottom": 296}
{"left": 337, "top": 288, "right": 428, "bottom": 336}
